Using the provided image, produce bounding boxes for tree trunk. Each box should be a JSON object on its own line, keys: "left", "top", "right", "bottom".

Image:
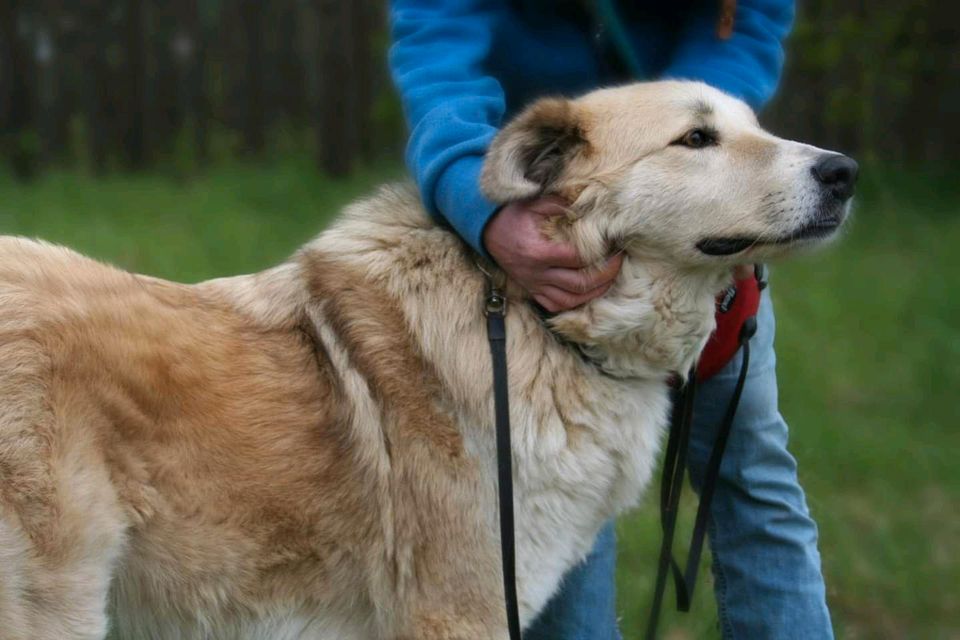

{"left": 1, "top": 0, "right": 40, "bottom": 179}
{"left": 315, "top": 0, "right": 354, "bottom": 176}
{"left": 124, "top": 0, "right": 149, "bottom": 168}
{"left": 273, "top": 0, "right": 307, "bottom": 124}
{"left": 79, "top": 0, "right": 112, "bottom": 173}
{"left": 190, "top": 0, "right": 211, "bottom": 164}
{"left": 238, "top": 0, "right": 265, "bottom": 156}
{"left": 352, "top": 1, "right": 384, "bottom": 163}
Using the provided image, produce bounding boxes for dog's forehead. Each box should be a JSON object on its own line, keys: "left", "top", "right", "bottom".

{"left": 578, "top": 81, "right": 758, "bottom": 135}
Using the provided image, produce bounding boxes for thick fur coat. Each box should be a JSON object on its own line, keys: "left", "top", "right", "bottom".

{"left": 0, "top": 81, "right": 854, "bottom": 639}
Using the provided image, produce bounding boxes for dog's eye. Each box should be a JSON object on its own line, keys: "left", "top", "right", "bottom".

{"left": 673, "top": 128, "right": 718, "bottom": 149}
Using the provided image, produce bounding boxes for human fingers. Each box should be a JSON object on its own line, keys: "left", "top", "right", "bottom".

{"left": 533, "top": 281, "right": 614, "bottom": 313}
{"left": 534, "top": 239, "right": 587, "bottom": 269}
{"left": 519, "top": 198, "right": 584, "bottom": 268}
{"left": 526, "top": 196, "right": 570, "bottom": 217}
{"left": 484, "top": 201, "right": 585, "bottom": 269}
{"left": 541, "top": 253, "right": 623, "bottom": 294}
{"left": 523, "top": 197, "right": 588, "bottom": 268}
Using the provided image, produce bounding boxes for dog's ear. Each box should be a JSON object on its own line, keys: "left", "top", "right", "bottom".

{"left": 480, "top": 97, "right": 587, "bottom": 203}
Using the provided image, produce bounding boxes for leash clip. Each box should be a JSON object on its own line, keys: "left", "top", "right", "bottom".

{"left": 485, "top": 289, "right": 507, "bottom": 317}
{"left": 754, "top": 262, "right": 768, "bottom": 291}
{"left": 477, "top": 259, "right": 508, "bottom": 317}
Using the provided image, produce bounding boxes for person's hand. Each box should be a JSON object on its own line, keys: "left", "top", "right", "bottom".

{"left": 482, "top": 196, "right": 623, "bottom": 313}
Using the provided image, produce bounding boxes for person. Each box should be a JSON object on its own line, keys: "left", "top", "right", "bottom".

{"left": 388, "top": 1, "right": 833, "bottom": 638}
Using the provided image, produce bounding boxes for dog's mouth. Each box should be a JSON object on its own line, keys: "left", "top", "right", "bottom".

{"left": 696, "top": 216, "right": 843, "bottom": 256}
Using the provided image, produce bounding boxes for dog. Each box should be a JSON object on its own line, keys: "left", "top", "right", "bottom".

{"left": 0, "top": 81, "right": 856, "bottom": 639}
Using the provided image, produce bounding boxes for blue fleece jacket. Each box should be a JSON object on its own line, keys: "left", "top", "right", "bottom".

{"left": 389, "top": 0, "right": 795, "bottom": 255}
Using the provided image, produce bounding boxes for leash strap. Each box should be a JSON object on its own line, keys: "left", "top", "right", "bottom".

{"left": 644, "top": 314, "right": 757, "bottom": 640}
{"left": 483, "top": 269, "right": 760, "bottom": 640}
{"left": 485, "top": 285, "right": 523, "bottom": 640}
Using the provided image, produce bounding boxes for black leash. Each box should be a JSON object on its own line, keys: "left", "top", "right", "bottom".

{"left": 485, "top": 279, "right": 524, "bottom": 640}
{"left": 484, "top": 271, "right": 759, "bottom": 640}
{"left": 643, "top": 314, "right": 756, "bottom": 640}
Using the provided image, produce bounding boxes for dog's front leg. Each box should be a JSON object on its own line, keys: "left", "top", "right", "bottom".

{"left": 373, "top": 530, "right": 510, "bottom": 640}
{"left": 385, "top": 593, "right": 509, "bottom": 640}
{"left": 370, "top": 464, "right": 513, "bottom": 640}
{"left": 390, "top": 611, "right": 508, "bottom": 640}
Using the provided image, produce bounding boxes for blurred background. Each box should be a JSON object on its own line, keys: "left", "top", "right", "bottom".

{"left": 1, "top": 1, "right": 957, "bottom": 638}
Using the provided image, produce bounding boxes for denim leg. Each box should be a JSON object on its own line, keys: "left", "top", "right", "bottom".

{"left": 525, "top": 522, "right": 622, "bottom": 640}
{"left": 688, "top": 291, "right": 833, "bottom": 639}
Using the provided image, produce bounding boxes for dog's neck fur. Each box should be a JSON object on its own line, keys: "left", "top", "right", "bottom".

{"left": 211, "top": 187, "right": 730, "bottom": 386}
{"left": 494, "top": 182, "right": 727, "bottom": 379}
{"left": 528, "top": 194, "right": 731, "bottom": 380}
{"left": 544, "top": 258, "right": 728, "bottom": 379}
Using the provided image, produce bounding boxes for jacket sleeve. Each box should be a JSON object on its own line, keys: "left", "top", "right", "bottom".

{"left": 661, "top": 0, "right": 795, "bottom": 110}
{"left": 389, "top": 0, "right": 509, "bottom": 255}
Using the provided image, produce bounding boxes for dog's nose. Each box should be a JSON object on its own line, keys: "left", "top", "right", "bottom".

{"left": 812, "top": 154, "right": 859, "bottom": 199}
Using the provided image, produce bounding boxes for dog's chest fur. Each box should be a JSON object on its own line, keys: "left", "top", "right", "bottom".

{"left": 415, "top": 295, "right": 670, "bottom": 624}
{"left": 474, "top": 367, "right": 669, "bottom": 620}
{"left": 302, "top": 186, "right": 702, "bottom": 626}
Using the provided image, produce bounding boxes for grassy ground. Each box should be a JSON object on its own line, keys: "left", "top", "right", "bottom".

{"left": 1, "top": 160, "right": 957, "bottom": 639}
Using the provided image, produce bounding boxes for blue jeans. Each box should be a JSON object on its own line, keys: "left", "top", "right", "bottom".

{"left": 526, "top": 292, "right": 833, "bottom": 639}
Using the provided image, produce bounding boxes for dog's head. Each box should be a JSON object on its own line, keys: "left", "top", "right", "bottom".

{"left": 481, "top": 80, "right": 857, "bottom": 267}
{"left": 480, "top": 81, "right": 858, "bottom": 376}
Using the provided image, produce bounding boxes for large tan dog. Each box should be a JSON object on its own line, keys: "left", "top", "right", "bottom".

{"left": 0, "top": 81, "right": 856, "bottom": 639}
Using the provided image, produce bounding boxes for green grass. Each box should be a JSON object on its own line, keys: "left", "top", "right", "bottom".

{"left": 1, "top": 161, "right": 957, "bottom": 638}
{"left": 0, "top": 158, "right": 402, "bottom": 283}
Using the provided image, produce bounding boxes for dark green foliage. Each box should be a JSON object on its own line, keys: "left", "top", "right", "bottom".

{"left": 765, "top": 0, "right": 960, "bottom": 163}
{"left": 0, "top": 0, "right": 400, "bottom": 179}
{"left": 2, "top": 1, "right": 957, "bottom": 179}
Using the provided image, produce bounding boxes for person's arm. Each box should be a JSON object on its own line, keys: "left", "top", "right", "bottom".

{"left": 662, "top": 0, "right": 795, "bottom": 110}
{"left": 389, "top": 1, "right": 621, "bottom": 310}
{"left": 389, "top": 0, "right": 508, "bottom": 254}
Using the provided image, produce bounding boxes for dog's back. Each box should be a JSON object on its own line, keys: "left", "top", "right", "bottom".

{"left": 0, "top": 238, "right": 377, "bottom": 639}
{"left": 0, "top": 238, "right": 133, "bottom": 639}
